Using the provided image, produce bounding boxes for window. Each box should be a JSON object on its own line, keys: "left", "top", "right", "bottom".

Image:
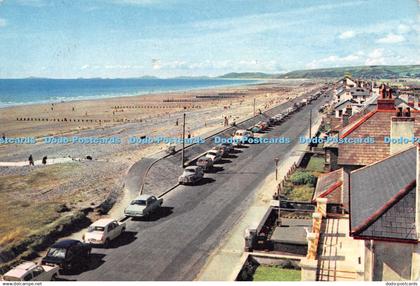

{"left": 88, "top": 226, "right": 105, "bottom": 232}
{"left": 32, "top": 266, "right": 44, "bottom": 278}
{"left": 23, "top": 273, "right": 33, "bottom": 281}
{"left": 47, "top": 247, "right": 66, "bottom": 259}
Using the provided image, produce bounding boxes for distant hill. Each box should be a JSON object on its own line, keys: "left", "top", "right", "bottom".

{"left": 279, "top": 65, "right": 420, "bottom": 79}
{"left": 218, "top": 65, "right": 420, "bottom": 79}
{"left": 218, "top": 72, "right": 273, "bottom": 79}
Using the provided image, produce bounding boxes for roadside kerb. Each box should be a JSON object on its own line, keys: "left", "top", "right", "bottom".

{"left": 138, "top": 87, "right": 325, "bottom": 196}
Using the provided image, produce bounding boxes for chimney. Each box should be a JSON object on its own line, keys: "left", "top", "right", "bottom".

{"left": 377, "top": 88, "right": 395, "bottom": 111}
{"left": 390, "top": 110, "right": 414, "bottom": 155}
{"left": 342, "top": 110, "right": 350, "bottom": 127}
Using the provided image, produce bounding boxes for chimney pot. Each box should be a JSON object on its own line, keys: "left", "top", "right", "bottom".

{"left": 397, "top": 107, "right": 403, "bottom": 117}
{"left": 405, "top": 107, "right": 411, "bottom": 117}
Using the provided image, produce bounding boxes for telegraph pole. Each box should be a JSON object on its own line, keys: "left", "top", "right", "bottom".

{"left": 253, "top": 98, "right": 256, "bottom": 116}
{"left": 181, "top": 113, "right": 186, "bottom": 168}
{"left": 309, "top": 109, "right": 312, "bottom": 139}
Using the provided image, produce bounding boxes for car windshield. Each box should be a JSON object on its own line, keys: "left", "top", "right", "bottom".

{"left": 88, "top": 226, "right": 105, "bottom": 232}
{"left": 185, "top": 169, "right": 195, "bottom": 173}
{"left": 47, "top": 247, "right": 66, "bottom": 258}
{"left": 131, "top": 200, "right": 146, "bottom": 206}
{"left": 208, "top": 152, "right": 216, "bottom": 156}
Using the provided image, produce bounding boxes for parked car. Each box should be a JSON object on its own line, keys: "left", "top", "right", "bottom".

{"left": 220, "top": 142, "right": 234, "bottom": 153}
{"left": 249, "top": 125, "right": 262, "bottom": 133}
{"left": 206, "top": 149, "right": 222, "bottom": 163}
{"left": 257, "top": 121, "right": 269, "bottom": 130}
{"left": 1, "top": 262, "right": 59, "bottom": 281}
{"left": 124, "top": 194, "right": 163, "bottom": 218}
{"left": 83, "top": 218, "right": 126, "bottom": 247}
{"left": 213, "top": 145, "right": 230, "bottom": 156}
{"left": 233, "top": 129, "right": 254, "bottom": 145}
{"left": 178, "top": 166, "right": 204, "bottom": 185}
{"left": 196, "top": 156, "right": 213, "bottom": 171}
{"left": 41, "top": 239, "right": 91, "bottom": 273}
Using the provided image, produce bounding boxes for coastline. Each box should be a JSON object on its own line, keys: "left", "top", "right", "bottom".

{"left": 0, "top": 78, "right": 262, "bottom": 110}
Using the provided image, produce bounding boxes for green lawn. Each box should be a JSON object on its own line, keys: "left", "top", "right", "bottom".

{"left": 253, "top": 266, "right": 301, "bottom": 281}
{"left": 306, "top": 156, "right": 325, "bottom": 172}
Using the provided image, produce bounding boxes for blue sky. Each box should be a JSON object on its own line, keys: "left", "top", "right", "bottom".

{"left": 0, "top": 0, "right": 418, "bottom": 78}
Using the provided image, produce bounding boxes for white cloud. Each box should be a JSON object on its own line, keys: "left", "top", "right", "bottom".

{"left": 365, "top": 48, "right": 385, "bottom": 65}
{"left": 306, "top": 52, "right": 363, "bottom": 69}
{"left": 0, "top": 18, "right": 6, "bottom": 27}
{"left": 80, "top": 65, "right": 90, "bottom": 70}
{"left": 338, "top": 30, "right": 356, "bottom": 39}
{"left": 376, "top": 33, "right": 405, "bottom": 44}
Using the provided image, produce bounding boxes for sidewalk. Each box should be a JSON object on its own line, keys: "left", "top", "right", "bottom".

{"left": 196, "top": 112, "right": 323, "bottom": 281}
{"left": 317, "top": 218, "right": 363, "bottom": 281}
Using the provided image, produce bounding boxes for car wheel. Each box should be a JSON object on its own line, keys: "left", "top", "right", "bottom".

{"left": 51, "top": 274, "right": 58, "bottom": 281}
{"left": 104, "top": 238, "right": 110, "bottom": 248}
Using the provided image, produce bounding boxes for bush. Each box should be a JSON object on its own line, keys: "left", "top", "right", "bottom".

{"left": 290, "top": 171, "right": 316, "bottom": 186}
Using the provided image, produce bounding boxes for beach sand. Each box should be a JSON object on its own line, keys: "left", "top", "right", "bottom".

{"left": 0, "top": 79, "right": 322, "bottom": 248}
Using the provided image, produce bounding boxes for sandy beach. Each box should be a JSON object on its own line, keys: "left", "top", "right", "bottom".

{"left": 0, "top": 79, "right": 321, "bottom": 248}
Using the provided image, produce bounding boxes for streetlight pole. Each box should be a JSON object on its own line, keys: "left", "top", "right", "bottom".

{"left": 253, "top": 98, "right": 256, "bottom": 116}
{"left": 181, "top": 113, "right": 186, "bottom": 168}
{"left": 274, "top": 157, "right": 279, "bottom": 181}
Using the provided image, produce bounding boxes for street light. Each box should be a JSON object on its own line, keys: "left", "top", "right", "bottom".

{"left": 274, "top": 157, "right": 279, "bottom": 181}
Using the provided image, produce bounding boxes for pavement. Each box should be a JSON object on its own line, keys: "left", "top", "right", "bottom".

{"left": 317, "top": 218, "right": 363, "bottom": 281}
{"left": 58, "top": 90, "right": 330, "bottom": 281}
{"left": 196, "top": 104, "right": 324, "bottom": 281}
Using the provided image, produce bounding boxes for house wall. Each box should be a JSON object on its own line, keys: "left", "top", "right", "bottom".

{"left": 370, "top": 241, "right": 415, "bottom": 281}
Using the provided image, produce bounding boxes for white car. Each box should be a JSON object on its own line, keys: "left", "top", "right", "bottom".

{"left": 233, "top": 129, "right": 254, "bottom": 145}
{"left": 82, "top": 218, "right": 126, "bottom": 247}
{"left": 124, "top": 194, "right": 163, "bottom": 218}
{"left": 206, "top": 149, "right": 222, "bottom": 163}
{"left": 1, "top": 261, "right": 59, "bottom": 281}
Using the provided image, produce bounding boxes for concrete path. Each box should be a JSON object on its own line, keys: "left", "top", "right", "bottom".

{"left": 317, "top": 218, "right": 363, "bottom": 281}
{"left": 196, "top": 107, "right": 324, "bottom": 281}
{"left": 0, "top": 157, "right": 76, "bottom": 166}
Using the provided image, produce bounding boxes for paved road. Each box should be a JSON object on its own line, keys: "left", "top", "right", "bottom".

{"left": 64, "top": 90, "right": 330, "bottom": 281}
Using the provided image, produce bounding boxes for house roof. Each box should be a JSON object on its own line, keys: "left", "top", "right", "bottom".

{"left": 313, "top": 168, "right": 348, "bottom": 208}
{"left": 338, "top": 110, "right": 420, "bottom": 166}
{"left": 349, "top": 147, "right": 417, "bottom": 242}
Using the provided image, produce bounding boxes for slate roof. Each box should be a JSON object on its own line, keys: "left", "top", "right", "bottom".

{"left": 313, "top": 168, "right": 348, "bottom": 208}
{"left": 349, "top": 147, "right": 418, "bottom": 242}
{"left": 338, "top": 110, "right": 420, "bottom": 166}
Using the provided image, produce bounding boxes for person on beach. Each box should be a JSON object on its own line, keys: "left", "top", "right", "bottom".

{"left": 175, "top": 119, "right": 179, "bottom": 126}
{"left": 28, "top": 155, "right": 34, "bottom": 166}
{"left": 42, "top": 156, "right": 47, "bottom": 165}
{"left": 1, "top": 133, "right": 5, "bottom": 140}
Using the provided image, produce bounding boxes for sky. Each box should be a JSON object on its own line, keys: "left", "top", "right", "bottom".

{"left": 0, "top": 0, "right": 418, "bottom": 78}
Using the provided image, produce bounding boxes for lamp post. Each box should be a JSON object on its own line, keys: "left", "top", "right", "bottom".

{"left": 274, "top": 157, "right": 279, "bottom": 181}
{"left": 181, "top": 113, "right": 186, "bottom": 168}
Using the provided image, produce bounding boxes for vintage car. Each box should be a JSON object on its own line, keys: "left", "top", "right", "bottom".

{"left": 41, "top": 239, "right": 91, "bottom": 273}
{"left": 206, "top": 149, "right": 223, "bottom": 163}
{"left": 178, "top": 166, "right": 204, "bottom": 185}
{"left": 220, "top": 142, "right": 234, "bottom": 153}
{"left": 196, "top": 156, "right": 213, "bottom": 171}
{"left": 213, "top": 144, "right": 231, "bottom": 157}
{"left": 249, "top": 125, "right": 262, "bottom": 133}
{"left": 124, "top": 194, "right": 163, "bottom": 218}
{"left": 83, "top": 218, "right": 126, "bottom": 247}
{"left": 1, "top": 262, "right": 59, "bottom": 281}
{"left": 232, "top": 129, "right": 254, "bottom": 145}
{"left": 257, "top": 121, "right": 269, "bottom": 130}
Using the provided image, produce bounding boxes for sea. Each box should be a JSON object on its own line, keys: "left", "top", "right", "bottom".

{"left": 0, "top": 78, "right": 258, "bottom": 108}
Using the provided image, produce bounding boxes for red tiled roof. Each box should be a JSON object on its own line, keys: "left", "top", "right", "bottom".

{"left": 313, "top": 168, "right": 344, "bottom": 205}
{"left": 338, "top": 110, "right": 420, "bottom": 166}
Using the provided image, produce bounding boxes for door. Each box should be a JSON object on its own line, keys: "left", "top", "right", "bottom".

{"left": 31, "top": 266, "right": 46, "bottom": 281}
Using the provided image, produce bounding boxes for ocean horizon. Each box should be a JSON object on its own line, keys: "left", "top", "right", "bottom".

{"left": 0, "top": 78, "right": 258, "bottom": 108}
